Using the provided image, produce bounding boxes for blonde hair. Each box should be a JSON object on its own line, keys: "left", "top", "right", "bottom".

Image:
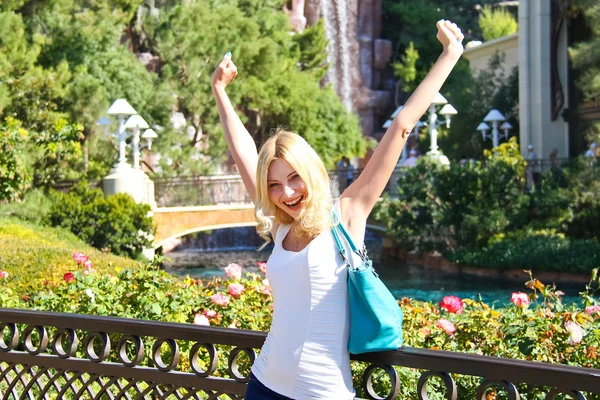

{"left": 255, "top": 130, "right": 334, "bottom": 247}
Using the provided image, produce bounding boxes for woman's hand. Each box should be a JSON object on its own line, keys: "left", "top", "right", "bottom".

{"left": 212, "top": 52, "right": 238, "bottom": 91}
{"left": 436, "top": 20, "right": 464, "bottom": 57}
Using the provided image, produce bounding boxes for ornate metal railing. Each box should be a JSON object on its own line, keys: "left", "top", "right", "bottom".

{"left": 153, "top": 172, "right": 346, "bottom": 207}
{"left": 1, "top": 309, "right": 599, "bottom": 399}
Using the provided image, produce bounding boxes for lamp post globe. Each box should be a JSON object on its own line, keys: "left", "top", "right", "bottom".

{"left": 142, "top": 129, "right": 158, "bottom": 151}
{"left": 500, "top": 121, "right": 513, "bottom": 140}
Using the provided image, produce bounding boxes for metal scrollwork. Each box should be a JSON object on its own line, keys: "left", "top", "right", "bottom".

{"left": 228, "top": 347, "right": 256, "bottom": 383}
{"left": 0, "top": 322, "right": 19, "bottom": 351}
{"left": 152, "top": 338, "right": 180, "bottom": 372}
{"left": 417, "top": 371, "right": 457, "bottom": 400}
{"left": 190, "top": 342, "right": 219, "bottom": 377}
{"left": 84, "top": 331, "right": 111, "bottom": 362}
{"left": 476, "top": 379, "right": 520, "bottom": 400}
{"left": 546, "top": 388, "right": 587, "bottom": 400}
{"left": 23, "top": 325, "right": 49, "bottom": 355}
{"left": 361, "top": 363, "right": 401, "bottom": 400}
{"left": 52, "top": 328, "right": 79, "bottom": 358}
{"left": 117, "top": 334, "right": 145, "bottom": 367}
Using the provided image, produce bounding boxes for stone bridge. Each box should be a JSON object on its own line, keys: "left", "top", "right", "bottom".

{"left": 152, "top": 204, "right": 256, "bottom": 252}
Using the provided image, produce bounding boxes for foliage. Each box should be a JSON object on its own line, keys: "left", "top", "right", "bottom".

{"left": 440, "top": 54, "right": 519, "bottom": 160}
{"left": 43, "top": 182, "right": 154, "bottom": 258}
{"left": 0, "top": 216, "right": 139, "bottom": 295}
{"left": 448, "top": 230, "right": 600, "bottom": 272}
{"left": 1, "top": 259, "right": 599, "bottom": 398}
{"left": 393, "top": 42, "right": 419, "bottom": 92}
{"left": 478, "top": 5, "right": 518, "bottom": 41}
{"left": 374, "top": 138, "right": 529, "bottom": 253}
{"left": 28, "top": 119, "right": 84, "bottom": 188}
{"left": 139, "top": 0, "right": 365, "bottom": 173}
{"left": 1, "top": 0, "right": 364, "bottom": 180}
{"left": 569, "top": 0, "right": 600, "bottom": 112}
{"left": 374, "top": 140, "right": 600, "bottom": 273}
{"left": 0, "top": 117, "right": 31, "bottom": 201}
{"left": 0, "top": 189, "right": 53, "bottom": 224}
{"left": 381, "top": 0, "right": 520, "bottom": 160}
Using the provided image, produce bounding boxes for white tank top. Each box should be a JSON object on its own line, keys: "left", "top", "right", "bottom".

{"left": 251, "top": 207, "right": 357, "bottom": 399}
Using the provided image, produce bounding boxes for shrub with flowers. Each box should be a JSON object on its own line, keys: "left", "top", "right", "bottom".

{"left": 1, "top": 257, "right": 599, "bottom": 398}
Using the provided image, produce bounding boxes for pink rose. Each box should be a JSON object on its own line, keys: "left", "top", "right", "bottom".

{"left": 210, "top": 293, "right": 230, "bottom": 307}
{"left": 63, "top": 272, "right": 75, "bottom": 283}
{"left": 565, "top": 320, "right": 583, "bottom": 345}
{"left": 436, "top": 319, "right": 456, "bottom": 336}
{"left": 193, "top": 313, "right": 210, "bottom": 326}
{"left": 203, "top": 309, "right": 217, "bottom": 318}
{"left": 83, "top": 267, "right": 96, "bottom": 275}
{"left": 510, "top": 292, "right": 530, "bottom": 309}
{"left": 260, "top": 279, "right": 271, "bottom": 295}
{"left": 72, "top": 252, "right": 88, "bottom": 264}
{"left": 224, "top": 263, "right": 242, "bottom": 280}
{"left": 228, "top": 283, "right": 246, "bottom": 298}
{"left": 257, "top": 262, "right": 267, "bottom": 275}
{"left": 83, "top": 260, "right": 93, "bottom": 269}
{"left": 0, "top": 270, "right": 8, "bottom": 279}
{"left": 439, "top": 295, "right": 464, "bottom": 314}
{"left": 585, "top": 305, "right": 600, "bottom": 316}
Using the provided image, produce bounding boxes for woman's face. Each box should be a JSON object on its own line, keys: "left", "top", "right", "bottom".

{"left": 267, "top": 158, "right": 308, "bottom": 219}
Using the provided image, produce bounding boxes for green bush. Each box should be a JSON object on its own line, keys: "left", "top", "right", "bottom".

{"left": 447, "top": 230, "right": 600, "bottom": 273}
{"left": 0, "top": 189, "right": 53, "bottom": 224}
{"left": 373, "top": 138, "right": 530, "bottom": 253}
{"left": 2, "top": 260, "right": 599, "bottom": 399}
{"left": 44, "top": 182, "right": 154, "bottom": 258}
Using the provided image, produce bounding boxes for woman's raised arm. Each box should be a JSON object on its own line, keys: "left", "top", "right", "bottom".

{"left": 342, "top": 20, "right": 464, "bottom": 222}
{"left": 212, "top": 53, "right": 258, "bottom": 202}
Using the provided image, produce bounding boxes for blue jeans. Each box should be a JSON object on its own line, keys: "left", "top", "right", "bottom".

{"left": 245, "top": 373, "right": 293, "bottom": 400}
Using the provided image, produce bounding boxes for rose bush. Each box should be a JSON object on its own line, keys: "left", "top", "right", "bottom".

{"left": 1, "top": 257, "right": 599, "bottom": 398}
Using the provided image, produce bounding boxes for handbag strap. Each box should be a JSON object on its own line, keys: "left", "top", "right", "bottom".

{"left": 331, "top": 212, "right": 369, "bottom": 268}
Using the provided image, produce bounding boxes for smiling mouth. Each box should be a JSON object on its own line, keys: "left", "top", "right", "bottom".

{"left": 283, "top": 196, "right": 303, "bottom": 209}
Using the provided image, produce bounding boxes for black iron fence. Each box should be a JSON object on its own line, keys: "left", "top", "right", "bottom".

{"left": 1, "top": 308, "right": 599, "bottom": 399}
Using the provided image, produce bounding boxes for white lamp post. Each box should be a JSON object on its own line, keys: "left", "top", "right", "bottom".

{"left": 124, "top": 115, "right": 149, "bottom": 170}
{"left": 106, "top": 99, "right": 137, "bottom": 171}
{"left": 482, "top": 109, "right": 508, "bottom": 148}
{"left": 476, "top": 122, "right": 491, "bottom": 141}
{"left": 500, "top": 121, "right": 513, "bottom": 140}
{"left": 425, "top": 93, "right": 456, "bottom": 157}
{"left": 142, "top": 129, "right": 158, "bottom": 151}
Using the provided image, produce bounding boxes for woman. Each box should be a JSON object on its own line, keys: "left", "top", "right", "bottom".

{"left": 212, "top": 19, "right": 464, "bottom": 400}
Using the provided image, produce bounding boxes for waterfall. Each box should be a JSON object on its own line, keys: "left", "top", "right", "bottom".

{"left": 320, "top": 0, "right": 353, "bottom": 111}
{"left": 334, "top": 0, "right": 352, "bottom": 111}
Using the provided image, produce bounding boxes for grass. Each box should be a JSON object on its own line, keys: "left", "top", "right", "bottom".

{"left": 0, "top": 216, "right": 140, "bottom": 294}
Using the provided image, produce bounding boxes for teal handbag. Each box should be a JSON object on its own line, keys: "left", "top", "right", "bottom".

{"left": 332, "top": 221, "right": 404, "bottom": 354}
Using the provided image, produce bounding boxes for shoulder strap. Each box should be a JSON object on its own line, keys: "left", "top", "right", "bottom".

{"left": 331, "top": 210, "right": 368, "bottom": 265}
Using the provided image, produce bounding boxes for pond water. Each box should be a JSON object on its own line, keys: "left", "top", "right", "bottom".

{"left": 162, "top": 227, "right": 586, "bottom": 307}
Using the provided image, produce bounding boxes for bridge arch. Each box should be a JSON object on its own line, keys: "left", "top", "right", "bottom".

{"left": 152, "top": 204, "right": 256, "bottom": 251}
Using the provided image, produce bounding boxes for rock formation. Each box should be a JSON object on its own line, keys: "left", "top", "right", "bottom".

{"left": 289, "top": 0, "right": 394, "bottom": 138}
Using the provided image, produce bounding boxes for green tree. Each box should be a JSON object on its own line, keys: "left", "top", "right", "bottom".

{"left": 478, "top": 5, "right": 518, "bottom": 41}
{"left": 569, "top": 0, "right": 600, "bottom": 143}
{"left": 0, "top": 118, "right": 31, "bottom": 201}
{"left": 140, "top": 0, "right": 364, "bottom": 173}
{"left": 393, "top": 42, "right": 419, "bottom": 92}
